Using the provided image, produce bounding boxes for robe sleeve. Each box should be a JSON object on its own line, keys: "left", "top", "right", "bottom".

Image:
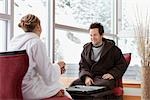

{"left": 31, "top": 40, "right": 61, "bottom": 85}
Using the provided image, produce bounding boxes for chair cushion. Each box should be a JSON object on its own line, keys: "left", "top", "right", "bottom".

{"left": 113, "top": 53, "right": 131, "bottom": 96}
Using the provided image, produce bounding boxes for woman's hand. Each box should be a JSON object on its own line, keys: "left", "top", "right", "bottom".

{"left": 57, "top": 61, "right": 66, "bottom": 74}
{"left": 55, "top": 89, "right": 64, "bottom": 97}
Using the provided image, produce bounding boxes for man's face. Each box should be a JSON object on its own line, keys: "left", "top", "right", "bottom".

{"left": 89, "top": 28, "right": 103, "bottom": 45}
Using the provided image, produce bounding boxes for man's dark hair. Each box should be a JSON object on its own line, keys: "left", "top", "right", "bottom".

{"left": 89, "top": 22, "right": 104, "bottom": 35}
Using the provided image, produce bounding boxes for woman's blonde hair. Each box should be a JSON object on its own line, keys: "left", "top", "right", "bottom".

{"left": 18, "top": 14, "right": 40, "bottom": 32}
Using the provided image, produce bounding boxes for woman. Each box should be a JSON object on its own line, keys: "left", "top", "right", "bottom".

{"left": 8, "top": 14, "right": 71, "bottom": 99}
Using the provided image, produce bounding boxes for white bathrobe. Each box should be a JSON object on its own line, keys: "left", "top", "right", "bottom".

{"left": 8, "top": 32, "right": 71, "bottom": 99}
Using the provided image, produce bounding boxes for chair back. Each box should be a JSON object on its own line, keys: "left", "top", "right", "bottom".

{"left": 113, "top": 53, "right": 131, "bottom": 96}
{"left": 0, "top": 50, "right": 29, "bottom": 99}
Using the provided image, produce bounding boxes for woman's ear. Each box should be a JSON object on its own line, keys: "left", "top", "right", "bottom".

{"left": 35, "top": 24, "right": 42, "bottom": 36}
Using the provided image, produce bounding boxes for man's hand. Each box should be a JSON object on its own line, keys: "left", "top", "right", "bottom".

{"left": 102, "top": 73, "right": 114, "bottom": 80}
{"left": 85, "top": 76, "right": 94, "bottom": 86}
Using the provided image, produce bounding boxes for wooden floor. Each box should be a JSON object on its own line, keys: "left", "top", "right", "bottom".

{"left": 123, "top": 96, "right": 141, "bottom": 100}
{"left": 123, "top": 88, "right": 141, "bottom": 100}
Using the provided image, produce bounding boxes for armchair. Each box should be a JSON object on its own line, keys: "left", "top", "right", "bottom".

{"left": 67, "top": 53, "right": 131, "bottom": 100}
{"left": 113, "top": 53, "right": 131, "bottom": 96}
{"left": 0, "top": 50, "right": 29, "bottom": 99}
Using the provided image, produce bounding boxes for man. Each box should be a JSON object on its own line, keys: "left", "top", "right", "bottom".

{"left": 70, "top": 22, "right": 127, "bottom": 93}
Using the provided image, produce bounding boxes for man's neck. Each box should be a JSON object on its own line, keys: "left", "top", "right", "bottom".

{"left": 93, "top": 41, "right": 103, "bottom": 48}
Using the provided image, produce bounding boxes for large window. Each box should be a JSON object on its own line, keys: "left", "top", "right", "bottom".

{"left": 118, "top": 37, "right": 141, "bottom": 80}
{"left": 55, "top": 29, "right": 90, "bottom": 63}
{"left": 55, "top": 0, "right": 148, "bottom": 82}
{"left": 0, "top": 20, "right": 7, "bottom": 52}
{"left": 0, "top": 0, "right": 13, "bottom": 52}
{"left": 14, "top": 0, "right": 49, "bottom": 45}
{"left": 0, "top": 0, "right": 11, "bottom": 14}
{"left": 56, "top": 0, "right": 114, "bottom": 33}
{"left": 55, "top": 0, "right": 116, "bottom": 78}
{"left": 0, "top": 0, "right": 6, "bottom": 14}
{"left": 11, "top": 0, "right": 148, "bottom": 82}
{"left": 118, "top": 0, "right": 150, "bottom": 81}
